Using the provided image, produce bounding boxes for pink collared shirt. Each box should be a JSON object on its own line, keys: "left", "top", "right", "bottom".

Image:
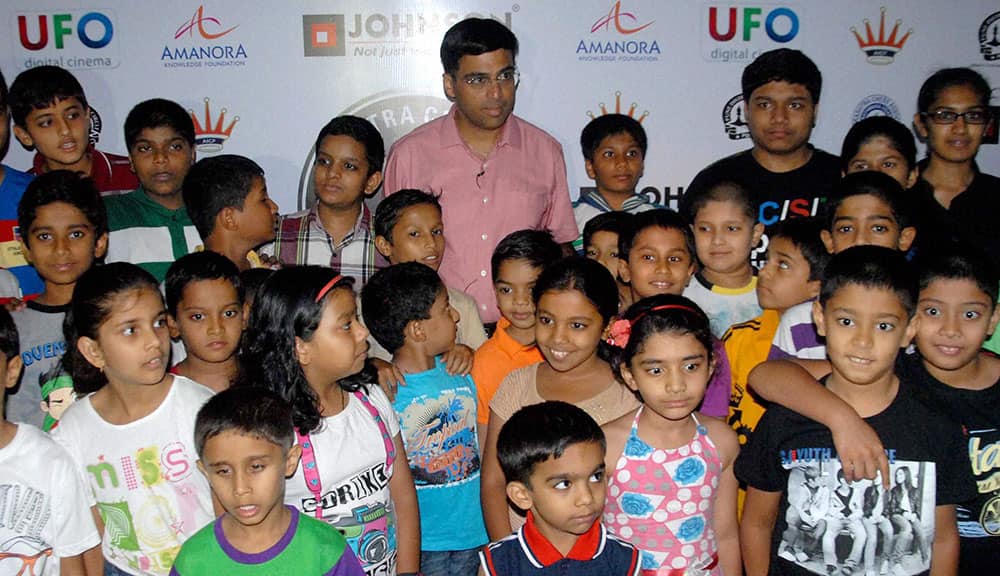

{"left": 384, "top": 105, "right": 576, "bottom": 322}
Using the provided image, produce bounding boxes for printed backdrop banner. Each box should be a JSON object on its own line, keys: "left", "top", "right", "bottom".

{"left": 3, "top": 1, "right": 999, "bottom": 212}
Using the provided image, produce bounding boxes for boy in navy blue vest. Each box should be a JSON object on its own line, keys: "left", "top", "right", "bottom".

{"left": 479, "top": 401, "right": 639, "bottom": 575}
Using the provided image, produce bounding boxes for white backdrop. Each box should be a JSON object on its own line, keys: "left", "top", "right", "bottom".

{"left": 4, "top": 1, "right": 999, "bottom": 213}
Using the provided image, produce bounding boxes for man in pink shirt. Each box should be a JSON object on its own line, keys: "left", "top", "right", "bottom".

{"left": 383, "top": 18, "right": 576, "bottom": 323}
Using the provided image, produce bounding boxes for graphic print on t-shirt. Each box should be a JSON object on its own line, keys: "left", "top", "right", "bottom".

{"left": 397, "top": 390, "right": 479, "bottom": 486}
{"left": 965, "top": 425, "right": 1000, "bottom": 537}
{"left": 778, "top": 455, "right": 936, "bottom": 576}
{"left": 0, "top": 485, "right": 53, "bottom": 573}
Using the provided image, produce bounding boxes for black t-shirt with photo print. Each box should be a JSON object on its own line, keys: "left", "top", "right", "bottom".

{"left": 735, "top": 375, "right": 975, "bottom": 575}
{"left": 896, "top": 351, "right": 1000, "bottom": 573}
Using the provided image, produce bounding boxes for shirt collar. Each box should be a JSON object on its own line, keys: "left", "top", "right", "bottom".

{"left": 306, "top": 203, "right": 373, "bottom": 246}
{"left": 577, "top": 189, "right": 653, "bottom": 212}
{"left": 495, "top": 316, "right": 540, "bottom": 358}
{"left": 130, "top": 186, "right": 189, "bottom": 217}
{"left": 521, "top": 510, "right": 605, "bottom": 567}
{"left": 441, "top": 104, "right": 522, "bottom": 151}
{"left": 33, "top": 145, "right": 108, "bottom": 180}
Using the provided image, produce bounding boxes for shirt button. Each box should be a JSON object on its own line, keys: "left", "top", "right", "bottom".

{"left": 480, "top": 270, "right": 488, "bottom": 277}
{"left": 481, "top": 234, "right": 488, "bottom": 240}
{"left": 483, "top": 197, "right": 489, "bottom": 203}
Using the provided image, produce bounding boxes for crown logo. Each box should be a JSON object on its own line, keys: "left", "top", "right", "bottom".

{"left": 189, "top": 97, "right": 239, "bottom": 153}
{"left": 586, "top": 91, "right": 649, "bottom": 123}
{"left": 851, "top": 7, "right": 912, "bottom": 65}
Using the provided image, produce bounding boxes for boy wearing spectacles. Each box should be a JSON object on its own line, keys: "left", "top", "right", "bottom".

{"left": 384, "top": 18, "right": 577, "bottom": 326}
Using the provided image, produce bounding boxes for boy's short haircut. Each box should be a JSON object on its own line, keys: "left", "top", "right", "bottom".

{"left": 819, "top": 245, "right": 917, "bottom": 317}
{"left": 916, "top": 243, "right": 999, "bottom": 305}
{"left": 490, "top": 229, "right": 563, "bottom": 280}
{"left": 618, "top": 209, "right": 695, "bottom": 262}
{"left": 497, "top": 401, "right": 605, "bottom": 486}
{"left": 165, "top": 251, "right": 243, "bottom": 316}
{"left": 124, "top": 98, "right": 196, "bottom": 150}
{"left": 194, "top": 386, "right": 294, "bottom": 458}
{"left": 0, "top": 306, "right": 18, "bottom": 361}
{"left": 580, "top": 113, "right": 648, "bottom": 161}
{"left": 8, "top": 65, "right": 88, "bottom": 127}
{"left": 680, "top": 179, "right": 757, "bottom": 223}
{"left": 741, "top": 48, "right": 822, "bottom": 104}
{"left": 440, "top": 18, "right": 518, "bottom": 75}
{"left": 917, "top": 67, "right": 990, "bottom": 112}
{"left": 314, "top": 115, "right": 385, "bottom": 178}
{"left": 373, "top": 189, "right": 442, "bottom": 240}
{"left": 823, "top": 171, "right": 912, "bottom": 231}
{"left": 840, "top": 116, "right": 917, "bottom": 173}
{"left": 769, "top": 217, "right": 829, "bottom": 283}
{"left": 18, "top": 170, "right": 107, "bottom": 248}
{"left": 583, "top": 211, "right": 633, "bottom": 250}
{"left": 183, "top": 154, "right": 264, "bottom": 240}
{"left": 362, "top": 262, "right": 444, "bottom": 354}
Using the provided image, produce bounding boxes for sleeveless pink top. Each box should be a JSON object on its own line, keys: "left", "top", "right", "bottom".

{"left": 604, "top": 407, "right": 723, "bottom": 576}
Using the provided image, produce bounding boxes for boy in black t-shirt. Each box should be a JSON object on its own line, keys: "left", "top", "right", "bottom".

{"left": 685, "top": 49, "right": 840, "bottom": 268}
{"left": 736, "top": 246, "right": 975, "bottom": 576}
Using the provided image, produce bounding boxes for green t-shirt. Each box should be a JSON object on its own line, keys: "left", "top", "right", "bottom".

{"left": 170, "top": 506, "right": 363, "bottom": 576}
{"left": 105, "top": 188, "right": 201, "bottom": 282}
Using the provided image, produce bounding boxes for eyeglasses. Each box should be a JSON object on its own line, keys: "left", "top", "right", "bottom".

{"left": 459, "top": 69, "right": 520, "bottom": 91}
{"left": 921, "top": 109, "right": 991, "bottom": 125}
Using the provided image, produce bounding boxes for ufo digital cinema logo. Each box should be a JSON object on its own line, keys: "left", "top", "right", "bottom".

{"left": 722, "top": 94, "right": 750, "bottom": 140}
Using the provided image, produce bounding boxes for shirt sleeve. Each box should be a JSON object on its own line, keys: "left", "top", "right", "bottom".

{"left": 539, "top": 142, "right": 578, "bottom": 244}
{"left": 382, "top": 141, "right": 411, "bottom": 196}
{"left": 366, "top": 384, "right": 401, "bottom": 437}
{"left": 734, "top": 408, "right": 786, "bottom": 493}
{"left": 927, "top": 413, "right": 978, "bottom": 506}
{"left": 325, "top": 544, "right": 366, "bottom": 576}
{"left": 50, "top": 444, "right": 101, "bottom": 557}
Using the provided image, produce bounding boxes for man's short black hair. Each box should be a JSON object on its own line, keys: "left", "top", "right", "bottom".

{"left": 497, "top": 401, "right": 605, "bottom": 486}
{"left": 362, "top": 262, "right": 444, "bottom": 354}
{"left": 0, "top": 307, "right": 18, "bottom": 361}
{"left": 374, "top": 189, "right": 442, "bottom": 240}
{"left": 618, "top": 209, "right": 695, "bottom": 262}
{"left": 769, "top": 217, "right": 829, "bottom": 283}
{"left": 195, "top": 387, "right": 295, "bottom": 458}
{"left": 583, "top": 211, "right": 633, "bottom": 251}
{"left": 580, "top": 113, "right": 648, "bottom": 161}
{"left": 314, "top": 115, "right": 385, "bottom": 179}
{"left": 823, "top": 171, "right": 912, "bottom": 231}
{"left": 124, "top": 98, "right": 196, "bottom": 150}
{"left": 165, "top": 251, "right": 243, "bottom": 316}
{"left": 819, "top": 245, "right": 917, "bottom": 317}
{"left": 741, "top": 48, "right": 821, "bottom": 104}
{"left": 8, "top": 66, "right": 88, "bottom": 127}
{"left": 183, "top": 155, "right": 265, "bottom": 240}
{"left": 917, "top": 67, "right": 990, "bottom": 113}
{"left": 440, "top": 18, "right": 518, "bottom": 75}
{"left": 490, "top": 229, "right": 563, "bottom": 280}
{"left": 18, "top": 171, "right": 107, "bottom": 249}
{"left": 916, "top": 243, "right": 999, "bottom": 306}
{"left": 680, "top": 179, "right": 757, "bottom": 223}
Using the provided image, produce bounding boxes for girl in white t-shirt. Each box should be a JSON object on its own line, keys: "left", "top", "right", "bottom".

{"left": 54, "top": 263, "right": 216, "bottom": 576}
{"left": 237, "top": 266, "right": 420, "bottom": 576}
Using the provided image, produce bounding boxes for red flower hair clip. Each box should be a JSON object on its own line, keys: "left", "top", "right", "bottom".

{"left": 605, "top": 319, "right": 633, "bottom": 348}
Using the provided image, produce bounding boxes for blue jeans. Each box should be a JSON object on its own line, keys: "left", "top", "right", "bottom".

{"left": 104, "top": 563, "right": 136, "bottom": 576}
{"left": 421, "top": 548, "right": 482, "bottom": 576}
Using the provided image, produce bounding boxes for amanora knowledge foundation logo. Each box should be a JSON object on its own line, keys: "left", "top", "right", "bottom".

{"left": 852, "top": 94, "right": 900, "bottom": 122}
{"left": 577, "top": 1, "right": 661, "bottom": 62}
{"left": 980, "top": 11, "right": 1000, "bottom": 62}
{"left": 189, "top": 98, "right": 238, "bottom": 153}
{"left": 722, "top": 94, "right": 750, "bottom": 140}
{"left": 851, "top": 6, "right": 911, "bottom": 65}
{"left": 298, "top": 92, "right": 451, "bottom": 210}
{"left": 161, "top": 5, "right": 247, "bottom": 69}
{"left": 14, "top": 10, "right": 120, "bottom": 70}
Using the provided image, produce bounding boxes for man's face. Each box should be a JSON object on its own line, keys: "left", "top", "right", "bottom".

{"left": 443, "top": 49, "right": 516, "bottom": 134}
{"left": 745, "top": 81, "right": 816, "bottom": 157}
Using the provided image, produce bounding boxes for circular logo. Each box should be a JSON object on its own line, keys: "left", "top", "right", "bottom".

{"left": 88, "top": 107, "right": 102, "bottom": 145}
{"left": 297, "top": 91, "right": 451, "bottom": 210}
{"left": 851, "top": 94, "right": 900, "bottom": 123}
{"left": 981, "top": 494, "right": 1000, "bottom": 535}
{"left": 980, "top": 11, "right": 1000, "bottom": 62}
{"left": 722, "top": 94, "right": 750, "bottom": 140}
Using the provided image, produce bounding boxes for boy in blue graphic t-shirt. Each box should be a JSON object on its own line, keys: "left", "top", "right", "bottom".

{"left": 363, "top": 262, "right": 488, "bottom": 576}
